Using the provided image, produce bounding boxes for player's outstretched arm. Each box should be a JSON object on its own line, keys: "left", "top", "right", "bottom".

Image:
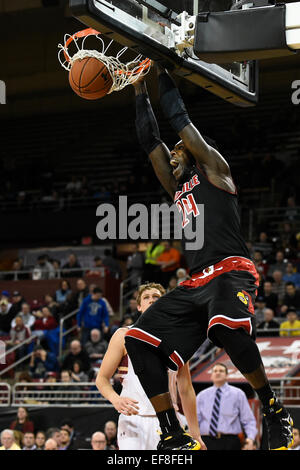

{"left": 96, "top": 328, "right": 139, "bottom": 415}
{"left": 133, "top": 79, "right": 177, "bottom": 199}
{"left": 156, "top": 66, "right": 236, "bottom": 193}
{"left": 177, "top": 363, "right": 207, "bottom": 450}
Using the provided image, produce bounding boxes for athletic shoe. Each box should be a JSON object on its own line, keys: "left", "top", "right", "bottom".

{"left": 263, "top": 396, "right": 294, "bottom": 450}
{"left": 157, "top": 430, "right": 201, "bottom": 450}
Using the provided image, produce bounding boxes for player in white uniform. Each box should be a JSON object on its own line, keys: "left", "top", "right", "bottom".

{"left": 96, "top": 282, "right": 206, "bottom": 450}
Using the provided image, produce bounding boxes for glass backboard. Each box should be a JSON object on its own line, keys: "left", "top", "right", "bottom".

{"left": 69, "top": 0, "right": 258, "bottom": 107}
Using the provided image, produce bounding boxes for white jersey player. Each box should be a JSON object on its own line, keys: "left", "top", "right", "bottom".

{"left": 96, "top": 282, "right": 206, "bottom": 450}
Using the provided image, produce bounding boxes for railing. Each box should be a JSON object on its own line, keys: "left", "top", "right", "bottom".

{"left": 12, "top": 382, "right": 114, "bottom": 407}
{"left": 0, "top": 191, "right": 163, "bottom": 213}
{"left": 0, "top": 383, "right": 11, "bottom": 406}
{"left": 272, "top": 377, "right": 300, "bottom": 407}
{"left": 0, "top": 266, "right": 106, "bottom": 280}
{"left": 59, "top": 309, "right": 79, "bottom": 359}
{"left": 0, "top": 334, "right": 38, "bottom": 377}
{"left": 249, "top": 205, "right": 300, "bottom": 241}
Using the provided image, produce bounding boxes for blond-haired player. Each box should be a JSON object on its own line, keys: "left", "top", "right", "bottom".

{"left": 96, "top": 282, "right": 205, "bottom": 450}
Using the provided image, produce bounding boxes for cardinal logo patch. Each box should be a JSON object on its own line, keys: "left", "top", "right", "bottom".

{"left": 237, "top": 291, "right": 248, "bottom": 305}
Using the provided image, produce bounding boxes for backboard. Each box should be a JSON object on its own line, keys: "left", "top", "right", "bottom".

{"left": 69, "top": 0, "right": 258, "bottom": 107}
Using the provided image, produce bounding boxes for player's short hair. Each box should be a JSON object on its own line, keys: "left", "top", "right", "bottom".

{"left": 136, "top": 283, "right": 166, "bottom": 306}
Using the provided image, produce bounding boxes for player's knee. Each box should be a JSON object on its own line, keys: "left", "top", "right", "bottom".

{"left": 212, "top": 325, "right": 262, "bottom": 373}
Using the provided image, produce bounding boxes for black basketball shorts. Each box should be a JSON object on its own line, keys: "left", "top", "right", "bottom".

{"left": 126, "top": 256, "right": 259, "bottom": 370}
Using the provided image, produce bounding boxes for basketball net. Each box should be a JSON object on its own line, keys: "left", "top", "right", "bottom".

{"left": 58, "top": 28, "right": 151, "bottom": 94}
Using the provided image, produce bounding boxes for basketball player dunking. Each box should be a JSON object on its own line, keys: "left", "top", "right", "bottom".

{"left": 123, "top": 65, "right": 294, "bottom": 451}
{"left": 96, "top": 283, "right": 206, "bottom": 450}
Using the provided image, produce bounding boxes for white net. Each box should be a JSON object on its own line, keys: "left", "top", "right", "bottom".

{"left": 58, "top": 31, "right": 151, "bottom": 94}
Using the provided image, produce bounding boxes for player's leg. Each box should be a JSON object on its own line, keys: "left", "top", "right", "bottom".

{"left": 117, "top": 414, "right": 161, "bottom": 450}
{"left": 125, "top": 288, "right": 204, "bottom": 450}
{"left": 208, "top": 272, "right": 294, "bottom": 450}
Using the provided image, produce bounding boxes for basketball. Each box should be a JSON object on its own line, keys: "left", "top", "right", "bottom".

{"left": 68, "top": 57, "right": 113, "bottom": 100}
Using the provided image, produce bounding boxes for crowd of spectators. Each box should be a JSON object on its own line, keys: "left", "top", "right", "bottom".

{"left": 2, "top": 250, "right": 122, "bottom": 281}
{"left": 0, "top": 409, "right": 118, "bottom": 450}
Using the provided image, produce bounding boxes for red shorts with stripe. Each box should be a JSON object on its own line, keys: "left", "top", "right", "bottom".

{"left": 126, "top": 256, "right": 259, "bottom": 371}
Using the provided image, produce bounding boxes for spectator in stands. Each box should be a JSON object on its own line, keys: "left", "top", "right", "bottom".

{"left": 176, "top": 268, "right": 189, "bottom": 285}
{"left": 283, "top": 262, "right": 300, "bottom": 288}
{"left": 85, "top": 257, "right": 106, "bottom": 278}
{"left": 257, "top": 309, "right": 279, "bottom": 337}
{"left": 31, "top": 306, "right": 58, "bottom": 343}
{"left": 55, "top": 279, "right": 72, "bottom": 305}
{"left": 126, "top": 243, "right": 145, "bottom": 288}
{"left": 59, "top": 429, "right": 72, "bottom": 450}
{"left": 61, "top": 339, "right": 91, "bottom": 373}
{"left": 85, "top": 328, "right": 108, "bottom": 364}
{"left": 60, "top": 419, "right": 83, "bottom": 450}
{"left": 90, "top": 431, "right": 108, "bottom": 450}
{"left": 124, "top": 297, "right": 140, "bottom": 323}
{"left": 11, "top": 302, "right": 35, "bottom": 330}
{"left": 280, "top": 308, "right": 300, "bottom": 337}
{"left": 32, "top": 254, "right": 55, "bottom": 280}
{"left": 0, "top": 429, "right": 21, "bottom": 450}
{"left": 9, "top": 407, "right": 34, "bottom": 434}
{"left": 43, "top": 294, "right": 59, "bottom": 322}
{"left": 120, "top": 314, "right": 134, "bottom": 327}
{"left": 29, "top": 345, "right": 59, "bottom": 379}
{"left": 5, "top": 258, "right": 29, "bottom": 280}
{"left": 166, "top": 276, "right": 178, "bottom": 293}
{"left": 284, "top": 196, "right": 299, "bottom": 223}
{"left": 88, "top": 285, "right": 114, "bottom": 318}
{"left": 77, "top": 287, "right": 109, "bottom": 345}
{"left": 252, "top": 231, "right": 274, "bottom": 260}
{"left": 62, "top": 253, "right": 83, "bottom": 278}
{"left": 58, "top": 370, "right": 76, "bottom": 402}
{"left": 65, "top": 175, "right": 82, "bottom": 197}
{"left": 280, "top": 222, "right": 298, "bottom": 256}
{"left": 267, "top": 250, "right": 288, "bottom": 277}
{"left": 252, "top": 250, "right": 268, "bottom": 278}
{"left": 102, "top": 249, "right": 122, "bottom": 279}
{"left": 262, "top": 280, "right": 279, "bottom": 312}
{"left": 50, "top": 259, "right": 61, "bottom": 278}
{"left": 44, "top": 438, "right": 58, "bottom": 450}
{"left": 104, "top": 421, "right": 118, "bottom": 450}
{"left": 0, "top": 299, "right": 14, "bottom": 336}
{"left": 9, "top": 290, "right": 26, "bottom": 318}
{"left": 67, "top": 278, "right": 89, "bottom": 312}
{"left": 8, "top": 315, "right": 31, "bottom": 362}
{"left": 144, "top": 241, "right": 165, "bottom": 282}
{"left": 156, "top": 240, "right": 181, "bottom": 287}
{"left": 290, "top": 427, "right": 300, "bottom": 450}
{"left": 254, "top": 296, "right": 267, "bottom": 324}
{"left": 71, "top": 359, "right": 89, "bottom": 382}
{"left": 35, "top": 431, "right": 46, "bottom": 450}
{"left": 46, "top": 428, "right": 62, "bottom": 449}
{"left": 271, "top": 270, "right": 286, "bottom": 304}
{"left": 280, "top": 282, "right": 300, "bottom": 316}
{"left": 22, "top": 432, "right": 36, "bottom": 450}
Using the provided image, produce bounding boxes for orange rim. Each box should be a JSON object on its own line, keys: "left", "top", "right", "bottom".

{"left": 114, "top": 58, "right": 151, "bottom": 76}
{"left": 63, "top": 28, "right": 101, "bottom": 62}
{"left": 63, "top": 28, "right": 151, "bottom": 75}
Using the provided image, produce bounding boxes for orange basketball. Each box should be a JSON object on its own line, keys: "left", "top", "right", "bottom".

{"left": 68, "top": 57, "right": 113, "bottom": 100}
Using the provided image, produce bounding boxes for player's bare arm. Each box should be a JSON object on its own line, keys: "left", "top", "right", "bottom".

{"left": 156, "top": 65, "right": 236, "bottom": 193}
{"left": 176, "top": 363, "right": 207, "bottom": 450}
{"left": 133, "top": 79, "right": 177, "bottom": 199}
{"left": 96, "top": 328, "right": 139, "bottom": 415}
